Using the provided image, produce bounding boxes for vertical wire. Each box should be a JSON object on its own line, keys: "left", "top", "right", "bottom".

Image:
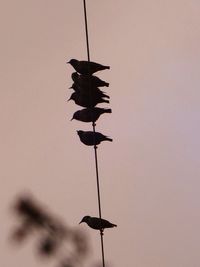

{"left": 82, "top": 1, "right": 105, "bottom": 267}
{"left": 83, "top": 0, "right": 90, "bottom": 61}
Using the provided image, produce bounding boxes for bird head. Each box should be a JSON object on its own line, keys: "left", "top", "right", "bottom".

{"left": 68, "top": 83, "right": 75, "bottom": 90}
{"left": 70, "top": 83, "right": 76, "bottom": 90}
{"left": 69, "top": 83, "right": 80, "bottom": 92}
{"left": 77, "top": 130, "right": 83, "bottom": 137}
{"left": 67, "top": 59, "right": 77, "bottom": 66}
{"left": 67, "top": 92, "right": 75, "bottom": 101}
{"left": 71, "top": 111, "right": 79, "bottom": 121}
{"left": 71, "top": 112, "right": 77, "bottom": 121}
{"left": 79, "top": 216, "right": 91, "bottom": 224}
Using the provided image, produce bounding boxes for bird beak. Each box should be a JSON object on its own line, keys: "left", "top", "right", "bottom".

{"left": 69, "top": 86, "right": 72, "bottom": 89}
{"left": 67, "top": 97, "right": 71, "bottom": 101}
{"left": 66, "top": 61, "right": 70, "bottom": 64}
{"left": 70, "top": 117, "right": 74, "bottom": 121}
{"left": 79, "top": 220, "right": 83, "bottom": 224}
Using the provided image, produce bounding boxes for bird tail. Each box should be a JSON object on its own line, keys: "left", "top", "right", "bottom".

{"left": 104, "top": 82, "right": 109, "bottom": 87}
{"left": 102, "top": 94, "right": 110, "bottom": 99}
{"left": 103, "top": 108, "right": 112, "bottom": 114}
{"left": 103, "top": 99, "right": 109, "bottom": 104}
{"left": 105, "top": 137, "right": 113, "bottom": 142}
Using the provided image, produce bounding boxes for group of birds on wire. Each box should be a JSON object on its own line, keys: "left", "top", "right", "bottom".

{"left": 67, "top": 59, "right": 117, "bottom": 232}
{"left": 67, "top": 59, "right": 113, "bottom": 147}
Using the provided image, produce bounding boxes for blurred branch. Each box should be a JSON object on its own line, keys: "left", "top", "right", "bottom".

{"left": 10, "top": 194, "right": 89, "bottom": 267}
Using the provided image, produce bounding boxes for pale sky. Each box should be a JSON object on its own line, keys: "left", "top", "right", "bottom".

{"left": 1, "top": 1, "right": 200, "bottom": 267}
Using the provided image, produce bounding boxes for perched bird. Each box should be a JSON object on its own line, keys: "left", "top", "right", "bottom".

{"left": 68, "top": 92, "right": 109, "bottom": 108}
{"left": 70, "top": 83, "right": 110, "bottom": 99}
{"left": 67, "top": 59, "right": 110, "bottom": 75}
{"left": 79, "top": 216, "right": 117, "bottom": 231}
{"left": 71, "top": 72, "right": 109, "bottom": 88}
{"left": 71, "top": 107, "right": 112, "bottom": 123}
{"left": 77, "top": 130, "right": 112, "bottom": 146}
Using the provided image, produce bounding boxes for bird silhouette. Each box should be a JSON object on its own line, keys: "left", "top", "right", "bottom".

{"left": 67, "top": 59, "right": 110, "bottom": 75}
{"left": 71, "top": 72, "right": 109, "bottom": 88}
{"left": 68, "top": 92, "right": 109, "bottom": 108}
{"left": 79, "top": 216, "right": 117, "bottom": 231}
{"left": 77, "top": 130, "right": 112, "bottom": 146}
{"left": 70, "top": 83, "right": 110, "bottom": 99}
{"left": 71, "top": 107, "right": 112, "bottom": 123}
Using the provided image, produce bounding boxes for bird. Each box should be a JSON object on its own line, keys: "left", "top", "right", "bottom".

{"left": 70, "top": 83, "right": 110, "bottom": 99}
{"left": 67, "top": 59, "right": 110, "bottom": 75}
{"left": 68, "top": 92, "right": 109, "bottom": 108}
{"left": 77, "top": 130, "right": 112, "bottom": 146}
{"left": 79, "top": 216, "right": 117, "bottom": 231}
{"left": 71, "top": 72, "right": 109, "bottom": 88}
{"left": 71, "top": 107, "right": 112, "bottom": 123}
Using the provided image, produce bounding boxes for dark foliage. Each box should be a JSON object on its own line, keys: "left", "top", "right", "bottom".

{"left": 10, "top": 194, "right": 89, "bottom": 267}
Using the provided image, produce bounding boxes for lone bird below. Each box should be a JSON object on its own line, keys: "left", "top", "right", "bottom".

{"left": 79, "top": 216, "right": 117, "bottom": 231}
{"left": 71, "top": 107, "right": 112, "bottom": 123}
{"left": 77, "top": 130, "right": 112, "bottom": 146}
{"left": 67, "top": 59, "right": 110, "bottom": 75}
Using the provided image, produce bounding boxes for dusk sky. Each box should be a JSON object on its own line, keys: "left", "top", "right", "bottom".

{"left": 1, "top": 1, "right": 200, "bottom": 267}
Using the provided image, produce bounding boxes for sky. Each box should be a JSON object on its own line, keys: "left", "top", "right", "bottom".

{"left": 1, "top": 1, "right": 200, "bottom": 267}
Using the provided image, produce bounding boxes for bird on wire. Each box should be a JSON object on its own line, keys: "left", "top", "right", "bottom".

{"left": 79, "top": 216, "right": 117, "bottom": 231}
{"left": 67, "top": 59, "right": 110, "bottom": 75}
{"left": 77, "top": 130, "right": 112, "bottom": 146}
{"left": 68, "top": 92, "right": 109, "bottom": 108}
{"left": 70, "top": 83, "right": 110, "bottom": 99}
{"left": 71, "top": 107, "right": 112, "bottom": 123}
{"left": 71, "top": 72, "right": 109, "bottom": 88}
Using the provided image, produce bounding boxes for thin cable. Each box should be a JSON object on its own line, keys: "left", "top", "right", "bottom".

{"left": 83, "top": 0, "right": 90, "bottom": 62}
{"left": 92, "top": 124, "right": 103, "bottom": 220}
{"left": 82, "top": 1, "right": 105, "bottom": 267}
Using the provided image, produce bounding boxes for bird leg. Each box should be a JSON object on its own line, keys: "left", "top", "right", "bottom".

{"left": 100, "top": 229, "right": 104, "bottom": 236}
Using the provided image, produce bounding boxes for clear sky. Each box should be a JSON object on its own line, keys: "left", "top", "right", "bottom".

{"left": 1, "top": 1, "right": 200, "bottom": 267}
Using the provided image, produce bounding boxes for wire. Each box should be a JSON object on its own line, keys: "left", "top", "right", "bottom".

{"left": 82, "top": 1, "right": 105, "bottom": 267}
{"left": 83, "top": 0, "right": 90, "bottom": 61}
